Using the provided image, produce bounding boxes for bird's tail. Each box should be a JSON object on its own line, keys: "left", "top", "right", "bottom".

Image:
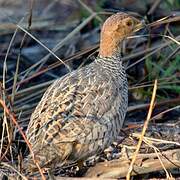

{"left": 24, "top": 142, "right": 73, "bottom": 173}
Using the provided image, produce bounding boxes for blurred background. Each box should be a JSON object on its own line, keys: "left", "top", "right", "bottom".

{"left": 0, "top": 0, "right": 179, "bottom": 178}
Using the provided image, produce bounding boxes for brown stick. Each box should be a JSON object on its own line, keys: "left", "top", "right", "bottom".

{"left": 127, "top": 97, "right": 180, "bottom": 112}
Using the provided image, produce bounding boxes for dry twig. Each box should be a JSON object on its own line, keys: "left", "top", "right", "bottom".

{"left": 86, "top": 148, "right": 180, "bottom": 178}
{"left": 126, "top": 79, "right": 158, "bottom": 179}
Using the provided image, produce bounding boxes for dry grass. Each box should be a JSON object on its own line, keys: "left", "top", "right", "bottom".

{"left": 126, "top": 79, "right": 157, "bottom": 180}
{"left": 0, "top": 0, "right": 179, "bottom": 179}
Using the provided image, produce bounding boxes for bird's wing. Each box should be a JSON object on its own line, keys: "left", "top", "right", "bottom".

{"left": 26, "top": 67, "right": 118, "bottom": 145}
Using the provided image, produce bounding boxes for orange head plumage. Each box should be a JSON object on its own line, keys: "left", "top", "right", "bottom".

{"left": 99, "top": 12, "right": 143, "bottom": 58}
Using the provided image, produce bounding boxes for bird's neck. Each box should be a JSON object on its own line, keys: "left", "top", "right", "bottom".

{"left": 96, "top": 55, "right": 122, "bottom": 67}
{"left": 95, "top": 55, "right": 124, "bottom": 75}
{"left": 95, "top": 55, "right": 126, "bottom": 84}
{"left": 96, "top": 34, "right": 126, "bottom": 75}
{"left": 99, "top": 33, "right": 123, "bottom": 58}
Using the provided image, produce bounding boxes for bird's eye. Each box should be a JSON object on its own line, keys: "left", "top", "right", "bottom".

{"left": 126, "top": 19, "right": 133, "bottom": 27}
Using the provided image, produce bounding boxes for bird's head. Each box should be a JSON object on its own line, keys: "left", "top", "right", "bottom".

{"left": 99, "top": 12, "right": 143, "bottom": 58}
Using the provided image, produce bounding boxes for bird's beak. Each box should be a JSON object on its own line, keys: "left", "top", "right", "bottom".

{"left": 133, "top": 19, "right": 145, "bottom": 32}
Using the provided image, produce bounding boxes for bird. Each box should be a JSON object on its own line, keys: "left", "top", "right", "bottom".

{"left": 26, "top": 12, "right": 143, "bottom": 172}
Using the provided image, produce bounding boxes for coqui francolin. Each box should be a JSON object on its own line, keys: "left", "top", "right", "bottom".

{"left": 26, "top": 12, "right": 143, "bottom": 172}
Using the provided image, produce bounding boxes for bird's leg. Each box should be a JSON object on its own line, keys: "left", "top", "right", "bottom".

{"left": 47, "top": 169, "right": 56, "bottom": 180}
